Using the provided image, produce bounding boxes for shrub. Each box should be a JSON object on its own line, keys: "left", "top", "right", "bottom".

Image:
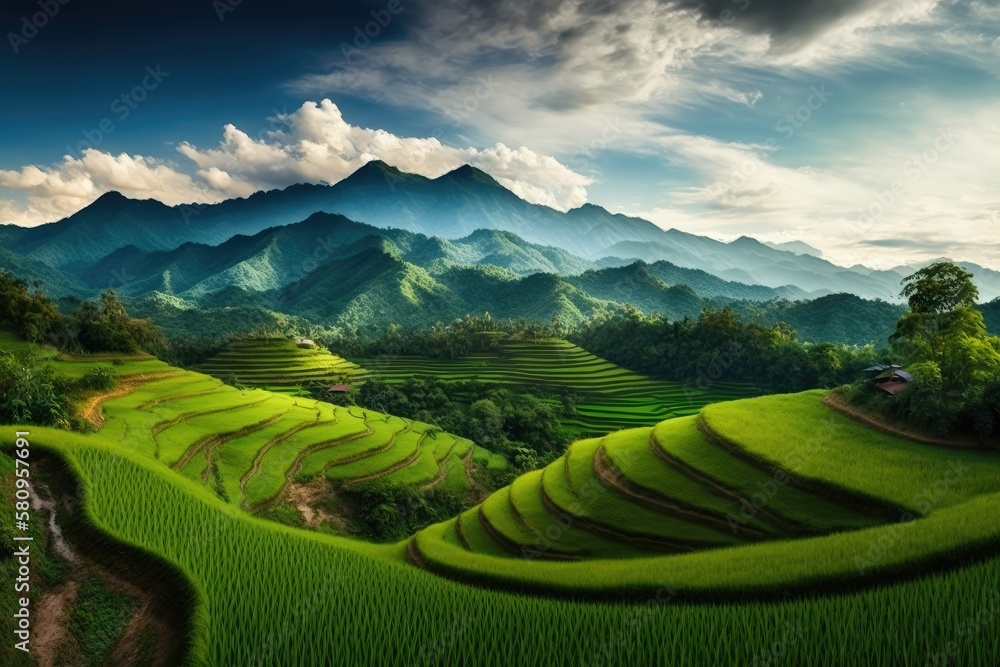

{"left": 0, "top": 350, "right": 70, "bottom": 427}
{"left": 80, "top": 366, "right": 116, "bottom": 391}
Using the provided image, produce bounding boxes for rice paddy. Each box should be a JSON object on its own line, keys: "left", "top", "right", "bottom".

{"left": 412, "top": 393, "right": 1000, "bottom": 599}
{"left": 20, "top": 426, "right": 1000, "bottom": 666}
{"left": 5, "top": 332, "right": 1000, "bottom": 665}
{"left": 41, "top": 344, "right": 484, "bottom": 522}
{"left": 355, "top": 338, "right": 756, "bottom": 435}
{"left": 198, "top": 338, "right": 367, "bottom": 395}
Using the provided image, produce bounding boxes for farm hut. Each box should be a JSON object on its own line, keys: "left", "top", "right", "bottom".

{"left": 327, "top": 384, "right": 350, "bottom": 393}
{"left": 874, "top": 369, "right": 914, "bottom": 395}
{"left": 862, "top": 364, "right": 901, "bottom": 377}
{"left": 295, "top": 338, "right": 316, "bottom": 348}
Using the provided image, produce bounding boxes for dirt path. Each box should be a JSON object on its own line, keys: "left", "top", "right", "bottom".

{"left": 823, "top": 392, "right": 1000, "bottom": 450}
{"left": 463, "top": 445, "right": 488, "bottom": 500}
{"left": 32, "top": 581, "right": 81, "bottom": 667}
{"left": 79, "top": 372, "right": 181, "bottom": 429}
{"left": 28, "top": 475, "right": 184, "bottom": 667}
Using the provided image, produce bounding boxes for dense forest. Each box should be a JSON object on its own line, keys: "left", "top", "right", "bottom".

{"left": 0, "top": 272, "right": 165, "bottom": 355}
{"left": 316, "top": 375, "right": 570, "bottom": 481}
{"left": 572, "top": 306, "right": 884, "bottom": 393}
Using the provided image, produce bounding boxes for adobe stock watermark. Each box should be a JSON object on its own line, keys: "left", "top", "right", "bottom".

{"left": 569, "top": 116, "right": 623, "bottom": 173}
{"left": 854, "top": 459, "right": 968, "bottom": 574}
{"left": 213, "top": 0, "right": 243, "bottom": 22}
{"left": 925, "top": 588, "right": 1000, "bottom": 667}
{"left": 441, "top": 75, "right": 499, "bottom": 127}
{"left": 708, "top": 84, "right": 834, "bottom": 202}
{"left": 337, "top": 0, "right": 417, "bottom": 65}
{"left": 64, "top": 65, "right": 170, "bottom": 160}
{"left": 848, "top": 127, "right": 959, "bottom": 240}
{"left": 8, "top": 0, "right": 70, "bottom": 54}
{"left": 581, "top": 582, "right": 678, "bottom": 667}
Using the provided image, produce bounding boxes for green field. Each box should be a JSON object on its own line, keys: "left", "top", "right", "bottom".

{"left": 412, "top": 392, "right": 1000, "bottom": 600}
{"left": 355, "top": 339, "right": 757, "bottom": 435}
{"left": 5, "top": 333, "right": 1000, "bottom": 665}
{"left": 198, "top": 338, "right": 368, "bottom": 395}
{"left": 33, "top": 344, "right": 485, "bottom": 520}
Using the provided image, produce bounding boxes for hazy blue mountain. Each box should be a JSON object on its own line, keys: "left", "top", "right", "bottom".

{"left": 405, "top": 229, "right": 597, "bottom": 276}
{"left": 642, "top": 261, "right": 812, "bottom": 301}
{"left": 763, "top": 240, "right": 824, "bottom": 257}
{"left": 5, "top": 161, "right": 998, "bottom": 301}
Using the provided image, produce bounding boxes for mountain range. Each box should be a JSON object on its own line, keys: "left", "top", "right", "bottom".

{"left": 1, "top": 160, "right": 997, "bottom": 343}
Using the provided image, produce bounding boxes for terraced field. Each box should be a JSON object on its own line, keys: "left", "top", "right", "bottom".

{"left": 357, "top": 338, "right": 756, "bottom": 435}
{"left": 53, "top": 351, "right": 491, "bottom": 528}
{"left": 413, "top": 407, "right": 884, "bottom": 567}
{"left": 412, "top": 391, "right": 1000, "bottom": 599}
{"left": 7, "top": 332, "right": 1000, "bottom": 664}
{"left": 198, "top": 338, "right": 367, "bottom": 395}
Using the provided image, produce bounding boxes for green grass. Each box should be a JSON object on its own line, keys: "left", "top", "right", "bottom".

{"left": 544, "top": 436, "right": 742, "bottom": 548}
{"left": 18, "top": 429, "right": 1000, "bottom": 665}
{"left": 507, "top": 469, "right": 642, "bottom": 559}
{"left": 6, "top": 333, "right": 1000, "bottom": 664}
{"left": 68, "top": 578, "right": 134, "bottom": 667}
{"left": 700, "top": 391, "right": 1000, "bottom": 512}
{"left": 602, "top": 425, "right": 778, "bottom": 534}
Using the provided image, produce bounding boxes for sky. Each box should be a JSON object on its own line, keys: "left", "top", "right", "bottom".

{"left": 1, "top": 0, "right": 998, "bottom": 269}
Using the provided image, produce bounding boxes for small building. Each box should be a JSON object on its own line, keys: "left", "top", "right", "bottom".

{"left": 873, "top": 369, "right": 914, "bottom": 395}
{"left": 878, "top": 379, "right": 911, "bottom": 395}
{"left": 295, "top": 338, "right": 315, "bottom": 348}
{"left": 327, "top": 384, "right": 350, "bottom": 393}
{"left": 862, "top": 364, "right": 902, "bottom": 377}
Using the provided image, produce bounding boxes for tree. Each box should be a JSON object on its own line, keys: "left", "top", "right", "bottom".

{"left": 891, "top": 262, "right": 980, "bottom": 366}
{"left": 900, "top": 262, "right": 978, "bottom": 315}
{"left": 884, "top": 261, "right": 1000, "bottom": 436}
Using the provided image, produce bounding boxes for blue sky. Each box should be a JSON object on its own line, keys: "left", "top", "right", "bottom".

{"left": 1, "top": 0, "right": 998, "bottom": 269}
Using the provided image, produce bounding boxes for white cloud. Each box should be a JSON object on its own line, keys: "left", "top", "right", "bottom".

{"left": 0, "top": 150, "right": 223, "bottom": 225}
{"left": 0, "top": 100, "right": 592, "bottom": 226}
{"left": 178, "top": 99, "right": 592, "bottom": 209}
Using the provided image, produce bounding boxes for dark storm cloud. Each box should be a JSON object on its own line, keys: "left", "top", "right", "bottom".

{"left": 412, "top": 0, "right": 883, "bottom": 56}
{"left": 670, "top": 0, "right": 876, "bottom": 44}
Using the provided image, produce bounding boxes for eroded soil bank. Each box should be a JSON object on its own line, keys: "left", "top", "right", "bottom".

{"left": 4, "top": 452, "right": 195, "bottom": 667}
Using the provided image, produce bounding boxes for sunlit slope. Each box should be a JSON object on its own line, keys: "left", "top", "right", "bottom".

{"left": 412, "top": 392, "right": 1000, "bottom": 597}
{"left": 35, "top": 344, "right": 487, "bottom": 511}
{"left": 16, "top": 422, "right": 1000, "bottom": 665}
{"left": 198, "top": 338, "right": 367, "bottom": 395}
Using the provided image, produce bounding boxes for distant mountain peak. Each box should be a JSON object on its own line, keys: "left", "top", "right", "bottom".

{"left": 439, "top": 163, "right": 500, "bottom": 186}
{"left": 95, "top": 190, "right": 128, "bottom": 202}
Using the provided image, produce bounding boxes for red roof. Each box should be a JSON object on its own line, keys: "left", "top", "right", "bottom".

{"left": 878, "top": 380, "right": 911, "bottom": 395}
{"left": 327, "top": 384, "right": 350, "bottom": 393}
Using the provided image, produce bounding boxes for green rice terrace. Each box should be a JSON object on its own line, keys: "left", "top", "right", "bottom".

{"left": 21, "top": 336, "right": 500, "bottom": 540}
{"left": 197, "top": 338, "right": 367, "bottom": 395}
{"left": 355, "top": 338, "right": 757, "bottom": 435}
{"left": 5, "top": 332, "right": 1000, "bottom": 665}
